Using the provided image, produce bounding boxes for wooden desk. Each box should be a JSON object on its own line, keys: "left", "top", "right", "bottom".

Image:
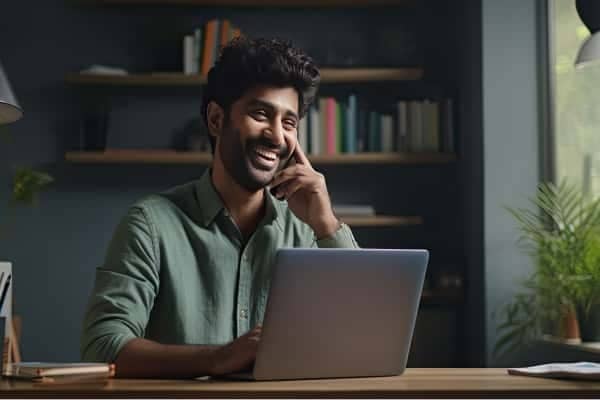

{"left": 1, "top": 368, "right": 600, "bottom": 398}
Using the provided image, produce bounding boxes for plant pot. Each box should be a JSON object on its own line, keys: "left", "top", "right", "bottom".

{"left": 579, "top": 304, "right": 600, "bottom": 342}
{"left": 558, "top": 305, "right": 581, "bottom": 344}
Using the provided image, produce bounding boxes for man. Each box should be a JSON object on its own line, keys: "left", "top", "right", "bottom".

{"left": 81, "top": 37, "right": 358, "bottom": 378}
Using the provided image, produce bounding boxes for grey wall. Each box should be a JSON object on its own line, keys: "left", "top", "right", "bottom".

{"left": 482, "top": 0, "right": 541, "bottom": 365}
{"left": 1, "top": 0, "right": 469, "bottom": 363}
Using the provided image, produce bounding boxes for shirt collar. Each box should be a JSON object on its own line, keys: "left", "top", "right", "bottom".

{"left": 264, "top": 186, "right": 285, "bottom": 232}
{"left": 195, "top": 169, "right": 284, "bottom": 231}
{"left": 195, "top": 169, "right": 225, "bottom": 227}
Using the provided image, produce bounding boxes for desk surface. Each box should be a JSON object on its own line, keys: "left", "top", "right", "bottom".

{"left": 2, "top": 368, "right": 600, "bottom": 398}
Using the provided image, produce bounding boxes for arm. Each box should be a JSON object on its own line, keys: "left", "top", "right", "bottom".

{"left": 114, "top": 339, "right": 218, "bottom": 378}
{"left": 270, "top": 143, "right": 359, "bottom": 248}
{"left": 114, "top": 325, "right": 261, "bottom": 378}
{"left": 81, "top": 205, "right": 261, "bottom": 378}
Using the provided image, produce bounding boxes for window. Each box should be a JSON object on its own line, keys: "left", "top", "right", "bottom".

{"left": 550, "top": 0, "right": 600, "bottom": 194}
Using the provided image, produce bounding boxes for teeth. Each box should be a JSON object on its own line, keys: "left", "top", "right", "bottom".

{"left": 255, "top": 147, "right": 277, "bottom": 161}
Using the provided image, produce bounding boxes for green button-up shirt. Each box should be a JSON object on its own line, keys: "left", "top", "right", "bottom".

{"left": 81, "top": 170, "right": 358, "bottom": 362}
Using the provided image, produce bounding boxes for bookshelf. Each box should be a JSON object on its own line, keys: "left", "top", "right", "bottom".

{"left": 66, "top": 68, "right": 424, "bottom": 86}
{"left": 65, "top": 150, "right": 456, "bottom": 165}
{"left": 66, "top": 1, "right": 467, "bottom": 367}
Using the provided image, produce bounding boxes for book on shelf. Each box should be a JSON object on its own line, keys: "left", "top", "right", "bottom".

{"left": 183, "top": 35, "right": 196, "bottom": 75}
{"left": 4, "top": 362, "right": 115, "bottom": 382}
{"left": 183, "top": 19, "right": 242, "bottom": 76}
{"left": 304, "top": 95, "right": 455, "bottom": 156}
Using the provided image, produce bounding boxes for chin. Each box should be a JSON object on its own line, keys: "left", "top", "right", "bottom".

{"left": 236, "top": 159, "right": 276, "bottom": 192}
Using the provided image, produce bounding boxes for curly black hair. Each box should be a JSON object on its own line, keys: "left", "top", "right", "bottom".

{"left": 201, "top": 37, "right": 321, "bottom": 153}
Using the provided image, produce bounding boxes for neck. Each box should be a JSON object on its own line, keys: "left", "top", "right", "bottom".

{"left": 211, "top": 152, "right": 265, "bottom": 239}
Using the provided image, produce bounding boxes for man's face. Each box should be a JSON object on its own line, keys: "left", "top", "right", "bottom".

{"left": 216, "top": 85, "right": 299, "bottom": 192}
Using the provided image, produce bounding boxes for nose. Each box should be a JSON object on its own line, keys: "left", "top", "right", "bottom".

{"left": 263, "top": 119, "right": 285, "bottom": 147}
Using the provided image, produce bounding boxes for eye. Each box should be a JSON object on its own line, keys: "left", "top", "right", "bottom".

{"left": 251, "top": 109, "right": 268, "bottom": 121}
{"left": 283, "top": 118, "right": 297, "bottom": 130}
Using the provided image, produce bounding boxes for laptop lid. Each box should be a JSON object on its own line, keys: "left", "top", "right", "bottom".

{"left": 251, "top": 248, "right": 428, "bottom": 381}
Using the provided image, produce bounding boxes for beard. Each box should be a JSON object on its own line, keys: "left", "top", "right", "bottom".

{"left": 218, "top": 123, "right": 292, "bottom": 192}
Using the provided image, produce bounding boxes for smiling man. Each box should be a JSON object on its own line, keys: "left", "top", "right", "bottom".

{"left": 80, "top": 37, "right": 358, "bottom": 378}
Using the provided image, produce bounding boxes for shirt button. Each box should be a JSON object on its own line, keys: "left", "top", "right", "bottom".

{"left": 240, "top": 309, "right": 248, "bottom": 319}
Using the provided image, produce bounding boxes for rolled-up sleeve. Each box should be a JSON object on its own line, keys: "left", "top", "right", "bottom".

{"left": 80, "top": 206, "right": 159, "bottom": 363}
{"left": 315, "top": 223, "right": 359, "bottom": 248}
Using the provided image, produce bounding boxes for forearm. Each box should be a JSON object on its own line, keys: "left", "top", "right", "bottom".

{"left": 315, "top": 222, "right": 359, "bottom": 248}
{"left": 114, "top": 338, "right": 219, "bottom": 378}
{"left": 311, "top": 213, "right": 340, "bottom": 240}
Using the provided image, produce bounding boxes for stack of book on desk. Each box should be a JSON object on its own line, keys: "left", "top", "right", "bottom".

{"left": 4, "top": 362, "right": 115, "bottom": 383}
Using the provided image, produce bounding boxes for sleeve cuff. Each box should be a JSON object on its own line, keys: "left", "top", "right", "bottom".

{"left": 316, "top": 223, "right": 359, "bottom": 248}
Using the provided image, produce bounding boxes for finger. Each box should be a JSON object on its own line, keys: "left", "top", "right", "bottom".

{"left": 272, "top": 181, "right": 294, "bottom": 199}
{"left": 276, "top": 176, "right": 309, "bottom": 200}
{"left": 293, "top": 142, "right": 312, "bottom": 168}
{"left": 270, "top": 165, "right": 306, "bottom": 188}
{"left": 283, "top": 179, "right": 306, "bottom": 201}
{"left": 241, "top": 327, "right": 260, "bottom": 339}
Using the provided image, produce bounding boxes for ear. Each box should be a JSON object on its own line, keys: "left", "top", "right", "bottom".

{"left": 206, "top": 101, "right": 225, "bottom": 138}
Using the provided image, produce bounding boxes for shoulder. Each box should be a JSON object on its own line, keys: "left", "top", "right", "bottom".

{"left": 131, "top": 180, "right": 198, "bottom": 218}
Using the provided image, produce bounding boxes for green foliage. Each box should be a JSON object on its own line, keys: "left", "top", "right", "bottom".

{"left": 11, "top": 168, "right": 53, "bottom": 206}
{"left": 1, "top": 127, "right": 53, "bottom": 231}
{"left": 494, "top": 181, "right": 600, "bottom": 359}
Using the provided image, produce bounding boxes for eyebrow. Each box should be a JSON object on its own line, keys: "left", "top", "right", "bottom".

{"left": 247, "top": 99, "right": 299, "bottom": 121}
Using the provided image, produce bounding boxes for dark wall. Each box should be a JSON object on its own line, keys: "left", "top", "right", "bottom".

{"left": 454, "top": 0, "right": 486, "bottom": 366}
{"left": 0, "top": 0, "right": 479, "bottom": 363}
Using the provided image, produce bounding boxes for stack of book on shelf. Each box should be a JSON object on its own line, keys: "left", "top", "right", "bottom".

{"left": 4, "top": 362, "right": 115, "bottom": 383}
{"left": 299, "top": 96, "right": 455, "bottom": 156}
{"left": 333, "top": 204, "right": 376, "bottom": 217}
{"left": 183, "top": 19, "right": 242, "bottom": 76}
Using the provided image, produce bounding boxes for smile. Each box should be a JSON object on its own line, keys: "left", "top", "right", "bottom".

{"left": 250, "top": 145, "right": 279, "bottom": 170}
{"left": 255, "top": 146, "right": 278, "bottom": 161}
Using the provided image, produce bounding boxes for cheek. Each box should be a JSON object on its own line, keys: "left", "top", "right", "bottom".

{"left": 284, "top": 132, "right": 297, "bottom": 152}
{"left": 240, "top": 115, "right": 264, "bottom": 133}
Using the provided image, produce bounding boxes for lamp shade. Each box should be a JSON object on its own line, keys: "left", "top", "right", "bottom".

{"left": 575, "top": 0, "right": 600, "bottom": 67}
{"left": 0, "top": 62, "right": 23, "bottom": 124}
{"left": 576, "top": 31, "right": 600, "bottom": 68}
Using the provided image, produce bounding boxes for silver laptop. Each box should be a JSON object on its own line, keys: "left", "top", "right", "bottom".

{"left": 224, "top": 248, "right": 428, "bottom": 381}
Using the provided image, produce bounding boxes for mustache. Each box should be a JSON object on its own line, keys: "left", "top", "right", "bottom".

{"left": 248, "top": 137, "right": 290, "bottom": 158}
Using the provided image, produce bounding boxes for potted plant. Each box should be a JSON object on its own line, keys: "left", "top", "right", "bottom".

{"left": 494, "top": 181, "right": 600, "bottom": 359}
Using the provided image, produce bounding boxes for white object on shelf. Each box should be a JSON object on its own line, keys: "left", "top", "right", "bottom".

{"left": 80, "top": 65, "right": 128, "bottom": 76}
{"left": 183, "top": 35, "right": 196, "bottom": 75}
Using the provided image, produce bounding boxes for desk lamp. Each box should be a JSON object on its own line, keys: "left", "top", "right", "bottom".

{"left": 575, "top": 0, "right": 600, "bottom": 67}
{"left": 0, "top": 62, "right": 22, "bottom": 125}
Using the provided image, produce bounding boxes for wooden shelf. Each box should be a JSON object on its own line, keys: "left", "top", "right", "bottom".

{"left": 66, "top": 68, "right": 424, "bottom": 86}
{"left": 94, "top": 0, "right": 414, "bottom": 7}
{"left": 340, "top": 215, "right": 422, "bottom": 227}
{"left": 65, "top": 150, "right": 457, "bottom": 165}
{"left": 66, "top": 150, "right": 213, "bottom": 164}
{"left": 540, "top": 335, "right": 600, "bottom": 354}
